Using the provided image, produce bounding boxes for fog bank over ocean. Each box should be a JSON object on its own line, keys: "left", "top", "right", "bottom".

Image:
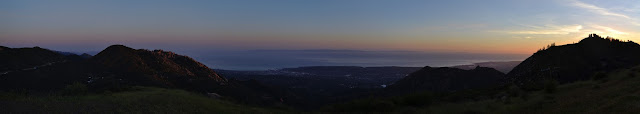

{"left": 185, "top": 50, "right": 529, "bottom": 70}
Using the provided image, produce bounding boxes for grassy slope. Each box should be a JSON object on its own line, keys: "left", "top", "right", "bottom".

{"left": 0, "top": 86, "right": 286, "bottom": 113}
{"left": 420, "top": 66, "right": 640, "bottom": 113}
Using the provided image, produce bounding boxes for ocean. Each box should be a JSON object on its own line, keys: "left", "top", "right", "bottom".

{"left": 187, "top": 50, "right": 529, "bottom": 70}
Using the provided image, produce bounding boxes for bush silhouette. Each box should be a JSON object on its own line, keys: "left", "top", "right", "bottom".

{"left": 592, "top": 72, "right": 609, "bottom": 83}
{"left": 397, "top": 92, "right": 433, "bottom": 107}
{"left": 62, "top": 82, "right": 88, "bottom": 95}
{"left": 543, "top": 79, "right": 558, "bottom": 94}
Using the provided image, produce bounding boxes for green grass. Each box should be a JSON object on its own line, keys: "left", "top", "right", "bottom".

{"left": 0, "top": 86, "right": 286, "bottom": 113}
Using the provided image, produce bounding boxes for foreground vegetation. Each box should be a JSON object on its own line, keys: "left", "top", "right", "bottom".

{"left": 325, "top": 66, "right": 640, "bottom": 113}
{"left": 0, "top": 86, "right": 285, "bottom": 113}
{"left": 4, "top": 66, "right": 640, "bottom": 113}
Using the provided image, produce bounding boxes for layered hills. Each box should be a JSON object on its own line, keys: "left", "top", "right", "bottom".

{"left": 0, "top": 46, "right": 67, "bottom": 72}
{"left": 0, "top": 45, "right": 290, "bottom": 106}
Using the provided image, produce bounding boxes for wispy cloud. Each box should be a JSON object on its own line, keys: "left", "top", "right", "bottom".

{"left": 569, "top": 0, "right": 631, "bottom": 19}
{"left": 590, "top": 25, "right": 627, "bottom": 35}
{"left": 612, "top": 7, "right": 640, "bottom": 13}
{"left": 501, "top": 24, "right": 583, "bottom": 35}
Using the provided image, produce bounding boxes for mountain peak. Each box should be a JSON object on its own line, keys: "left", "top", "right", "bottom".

{"left": 578, "top": 33, "right": 635, "bottom": 45}
{"left": 93, "top": 45, "right": 139, "bottom": 65}
{"left": 588, "top": 33, "right": 602, "bottom": 38}
{"left": 97, "top": 45, "right": 136, "bottom": 55}
{"left": 91, "top": 44, "right": 227, "bottom": 88}
{"left": 508, "top": 34, "right": 640, "bottom": 90}
{"left": 104, "top": 44, "right": 134, "bottom": 51}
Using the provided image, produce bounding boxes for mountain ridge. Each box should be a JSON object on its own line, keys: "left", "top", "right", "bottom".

{"left": 507, "top": 34, "right": 640, "bottom": 89}
{"left": 83, "top": 44, "right": 234, "bottom": 94}
{"left": 0, "top": 46, "right": 68, "bottom": 72}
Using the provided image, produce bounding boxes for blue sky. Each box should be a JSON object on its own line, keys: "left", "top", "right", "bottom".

{"left": 1, "top": 0, "right": 639, "bottom": 54}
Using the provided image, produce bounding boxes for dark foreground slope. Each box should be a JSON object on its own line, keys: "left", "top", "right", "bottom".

{"left": 508, "top": 34, "right": 640, "bottom": 89}
{"left": 0, "top": 86, "right": 285, "bottom": 113}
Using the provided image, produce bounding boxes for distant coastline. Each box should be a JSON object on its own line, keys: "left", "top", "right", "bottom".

{"left": 196, "top": 50, "right": 527, "bottom": 70}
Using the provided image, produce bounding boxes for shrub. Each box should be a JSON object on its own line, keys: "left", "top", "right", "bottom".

{"left": 592, "top": 84, "right": 601, "bottom": 89}
{"left": 592, "top": 72, "right": 608, "bottom": 82}
{"left": 507, "top": 86, "right": 523, "bottom": 97}
{"left": 543, "top": 79, "right": 558, "bottom": 94}
{"left": 333, "top": 97, "right": 395, "bottom": 112}
{"left": 520, "top": 91, "right": 530, "bottom": 101}
{"left": 398, "top": 92, "right": 433, "bottom": 107}
{"left": 62, "top": 82, "right": 88, "bottom": 95}
{"left": 88, "top": 76, "right": 131, "bottom": 92}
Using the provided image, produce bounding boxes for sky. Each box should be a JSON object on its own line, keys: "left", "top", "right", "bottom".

{"left": 2, "top": 0, "right": 640, "bottom": 54}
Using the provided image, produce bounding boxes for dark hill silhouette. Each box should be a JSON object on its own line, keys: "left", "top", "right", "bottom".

{"left": 0, "top": 45, "right": 292, "bottom": 106}
{"left": 90, "top": 45, "right": 226, "bottom": 89}
{"left": 79, "top": 53, "right": 92, "bottom": 59}
{"left": 388, "top": 66, "right": 505, "bottom": 93}
{"left": 507, "top": 34, "right": 640, "bottom": 90}
{"left": 0, "top": 46, "right": 92, "bottom": 91}
{"left": 90, "top": 45, "right": 297, "bottom": 106}
{"left": 452, "top": 61, "right": 522, "bottom": 73}
{"left": 0, "top": 46, "right": 67, "bottom": 72}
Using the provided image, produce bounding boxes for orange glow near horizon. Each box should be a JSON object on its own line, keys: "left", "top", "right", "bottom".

{"left": 3, "top": 32, "right": 639, "bottom": 55}
{"left": 3, "top": 0, "right": 640, "bottom": 55}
